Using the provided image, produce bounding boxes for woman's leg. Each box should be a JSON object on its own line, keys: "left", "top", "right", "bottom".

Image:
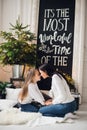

{"left": 39, "top": 100, "right": 77, "bottom": 117}
{"left": 39, "top": 104, "right": 65, "bottom": 117}
{"left": 20, "top": 103, "right": 39, "bottom": 112}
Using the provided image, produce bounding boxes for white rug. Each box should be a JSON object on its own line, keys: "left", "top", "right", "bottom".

{"left": 0, "top": 104, "right": 87, "bottom": 130}
{"left": 0, "top": 108, "right": 79, "bottom": 127}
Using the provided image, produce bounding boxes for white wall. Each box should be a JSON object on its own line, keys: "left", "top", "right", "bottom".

{"left": 0, "top": 0, "right": 2, "bottom": 31}
{"left": 72, "top": 0, "right": 86, "bottom": 102}
{"left": 82, "top": 0, "right": 87, "bottom": 103}
{"left": 0, "top": 0, "right": 40, "bottom": 82}
{"left": 0, "top": 0, "right": 39, "bottom": 33}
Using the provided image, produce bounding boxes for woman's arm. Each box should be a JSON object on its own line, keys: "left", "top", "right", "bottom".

{"left": 51, "top": 74, "right": 68, "bottom": 104}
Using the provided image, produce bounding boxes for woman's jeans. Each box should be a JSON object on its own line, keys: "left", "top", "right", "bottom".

{"left": 38, "top": 100, "right": 77, "bottom": 117}
{"left": 19, "top": 103, "right": 39, "bottom": 112}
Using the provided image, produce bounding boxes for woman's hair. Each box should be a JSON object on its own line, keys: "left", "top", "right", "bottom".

{"left": 19, "top": 68, "right": 37, "bottom": 101}
{"left": 39, "top": 63, "right": 55, "bottom": 76}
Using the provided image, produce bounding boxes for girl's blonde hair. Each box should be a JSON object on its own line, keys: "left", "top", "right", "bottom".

{"left": 19, "top": 68, "right": 37, "bottom": 101}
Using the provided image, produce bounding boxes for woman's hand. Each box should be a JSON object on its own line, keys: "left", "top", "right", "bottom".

{"left": 44, "top": 99, "right": 52, "bottom": 105}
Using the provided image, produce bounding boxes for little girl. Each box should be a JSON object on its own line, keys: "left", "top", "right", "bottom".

{"left": 18, "top": 68, "right": 45, "bottom": 112}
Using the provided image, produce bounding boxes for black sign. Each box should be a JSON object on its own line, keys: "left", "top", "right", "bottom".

{"left": 36, "top": 0, "right": 75, "bottom": 76}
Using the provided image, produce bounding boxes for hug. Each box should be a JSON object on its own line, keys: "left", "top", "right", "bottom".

{"left": 18, "top": 63, "right": 77, "bottom": 117}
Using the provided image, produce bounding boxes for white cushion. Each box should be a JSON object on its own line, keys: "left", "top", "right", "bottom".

{"left": 6, "top": 88, "right": 21, "bottom": 101}
{"left": 0, "top": 99, "right": 17, "bottom": 110}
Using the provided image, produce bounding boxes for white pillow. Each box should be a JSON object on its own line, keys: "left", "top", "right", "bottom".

{"left": 6, "top": 88, "right": 21, "bottom": 101}
{"left": 0, "top": 99, "right": 17, "bottom": 110}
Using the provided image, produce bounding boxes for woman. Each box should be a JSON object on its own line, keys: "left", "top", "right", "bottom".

{"left": 18, "top": 68, "right": 45, "bottom": 112}
{"left": 38, "top": 63, "right": 77, "bottom": 117}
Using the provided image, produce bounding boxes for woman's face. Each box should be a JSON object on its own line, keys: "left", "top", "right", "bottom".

{"left": 34, "top": 70, "right": 41, "bottom": 82}
{"left": 39, "top": 70, "right": 49, "bottom": 79}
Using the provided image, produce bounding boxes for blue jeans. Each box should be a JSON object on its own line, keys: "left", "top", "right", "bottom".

{"left": 20, "top": 103, "right": 39, "bottom": 112}
{"left": 38, "top": 100, "right": 77, "bottom": 117}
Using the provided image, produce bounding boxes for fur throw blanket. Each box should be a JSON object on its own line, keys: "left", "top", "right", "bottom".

{"left": 0, "top": 108, "right": 78, "bottom": 126}
{"left": 0, "top": 108, "right": 41, "bottom": 125}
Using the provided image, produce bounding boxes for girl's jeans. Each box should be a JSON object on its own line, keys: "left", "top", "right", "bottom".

{"left": 20, "top": 103, "right": 39, "bottom": 112}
